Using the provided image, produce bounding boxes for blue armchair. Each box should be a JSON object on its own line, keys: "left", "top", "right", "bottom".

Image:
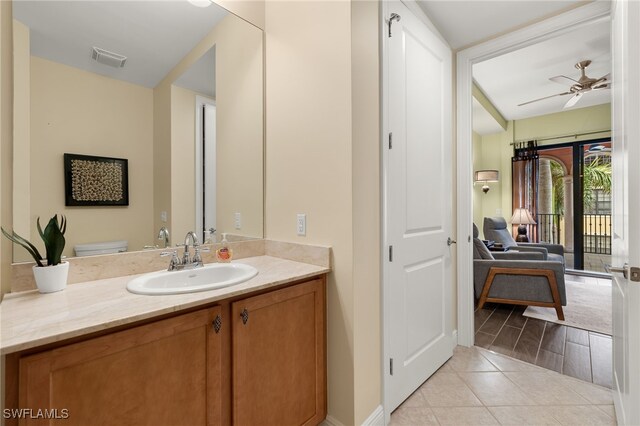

{"left": 483, "top": 217, "right": 565, "bottom": 265}
{"left": 473, "top": 223, "right": 566, "bottom": 320}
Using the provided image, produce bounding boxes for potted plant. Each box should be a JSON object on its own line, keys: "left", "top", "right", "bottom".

{"left": 1, "top": 215, "right": 69, "bottom": 293}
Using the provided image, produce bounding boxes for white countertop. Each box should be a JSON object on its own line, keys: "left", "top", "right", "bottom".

{"left": 0, "top": 256, "right": 329, "bottom": 355}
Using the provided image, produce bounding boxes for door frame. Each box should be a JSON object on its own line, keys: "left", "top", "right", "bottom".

{"left": 380, "top": 0, "right": 452, "bottom": 422}
{"left": 455, "top": 2, "right": 612, "bottom": 347}
{"left": 194, "top": 95, "right": 216, "bottom": 242}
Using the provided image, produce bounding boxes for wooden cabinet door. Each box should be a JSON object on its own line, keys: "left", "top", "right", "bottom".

{"left": 19, "top": 307, "right": 224, "bottom": 426}
{"left": 232, "top": 278, "right": 326, "bottom": 426}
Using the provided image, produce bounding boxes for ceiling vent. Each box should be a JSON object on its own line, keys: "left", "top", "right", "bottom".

{"left": 91, "top": 47, "right": 127, "bottom": 68}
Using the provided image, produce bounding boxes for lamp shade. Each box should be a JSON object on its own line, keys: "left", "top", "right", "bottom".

{"left": 474, "top": 170, "right": 499, "bottom": 182}
{"left": 510, "top": 208, "right": 536, "bottom": 225}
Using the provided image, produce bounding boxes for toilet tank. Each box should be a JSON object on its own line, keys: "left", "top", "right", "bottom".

{"left": 74, "top": 240, "right": 128, "bottom": 257}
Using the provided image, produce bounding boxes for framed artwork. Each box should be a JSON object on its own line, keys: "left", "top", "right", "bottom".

{"left": 64, "top": 153, "right": 129, "bottom": 206}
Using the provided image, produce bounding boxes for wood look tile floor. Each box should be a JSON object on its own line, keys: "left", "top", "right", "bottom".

{"left": 390, "top": 346, "right": 616, "bottom": 426}
{"left": 474, "top": 275, "right": 613, "bottom": 389}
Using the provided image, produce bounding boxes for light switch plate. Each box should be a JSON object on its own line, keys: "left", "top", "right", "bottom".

{"left": 234, "top": 213, "right": 242, "bottom": 230}
{"left": 297, "top": 214, "right": 306, "bottom": 236}
{"left": 160, "top": 211, "right": 167, "bottom": 222}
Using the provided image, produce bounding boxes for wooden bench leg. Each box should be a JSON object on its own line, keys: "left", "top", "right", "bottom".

{"left": 546, "top": 272, "right": 565, "bottom": 321}
{"left": 478, "top": 267, "right": 565, "bottom": 320}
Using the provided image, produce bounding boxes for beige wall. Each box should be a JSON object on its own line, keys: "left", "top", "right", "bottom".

{"left": 157, "top": 13, "right": 264, "bottom": 243}
{"left": 215, "top": 0, "right": 264, "bottom": 30}
{"left": 152, "top": 84, "right": 172, "bottom": 242}
{"left": 474, "top": 103, "right": 612, "bottom": 228}
{"left": 265, "top": 0, "right": 356, "bottom": 423}
{"left": 1, "top": 1, "right": 14, "bottom": 297}
{"left": 23, "top": 57, "right": 155, "bottom": 258}
{"left": 214, "top": 15, "right": 263, "bottom": 239}
{"left": 12, "top": 19, "right": 29, "bottom": 241}
{"left": 264, "top": 0, "right": 386, "bottom": 423}
{"left": 170, "top": 85, "right": 197, "bottom": 241}
{"left": 351, "top": 0, "right": 381, "bottom": 423}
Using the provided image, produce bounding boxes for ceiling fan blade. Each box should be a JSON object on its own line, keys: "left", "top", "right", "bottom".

{"left": 550, "top": 75, "right": 579, "bottom": 85}
{"left": 564, "top": 92, "right": 583, "bottom": 108}
{"left": 518, "top": 91, "right": 572, "bottom": 107}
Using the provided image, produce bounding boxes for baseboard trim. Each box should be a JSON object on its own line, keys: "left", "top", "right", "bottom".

{"left": 452, "top": 329, "right": 458, "bottom": 350}
{"left": 362, "top": 405, "right": 384, "bottom": 426}
{"left": 322, "top": 415, "right": 345, "bottom": 426}
{"left": 322, "top": 405, "right": 385, "bottom": 426}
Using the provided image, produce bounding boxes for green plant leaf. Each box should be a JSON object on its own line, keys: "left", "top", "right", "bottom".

{"left": 36, "top": 217, "right": 45, "bottom": 241}
{"left": 1, "top": 227, "right": 44, "bottom": 267}
{"left": 42, "top": 215, "right": 66, "bottom": 266}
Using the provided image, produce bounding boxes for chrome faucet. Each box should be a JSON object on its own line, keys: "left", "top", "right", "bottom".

{"left": 182, "top": 231, "right": 200, "bottom": 266}
{"left": 157, "top": 227, "right": 170, "bottom": 248}
{"left": 160, "top": 231, "right": 209, "bottom": 271}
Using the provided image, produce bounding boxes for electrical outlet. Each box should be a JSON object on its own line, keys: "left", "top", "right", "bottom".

{"left": 496, "top": 208, "right": 502, "bottom": 215}
{"left": 160, "top": 211, "right": 167, "bottom": 222}
{"left": 297, "top": 214, "right": 306, "bottom": 236}
{"left": 234, "top": 213, "right": 242, "bottom": 230}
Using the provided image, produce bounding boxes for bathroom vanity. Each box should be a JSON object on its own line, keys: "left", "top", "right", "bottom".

{"left": 2, "top": 254, "right": 328, "bottom": 426}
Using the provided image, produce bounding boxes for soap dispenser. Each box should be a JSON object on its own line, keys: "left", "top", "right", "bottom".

{"left": 216, "top": 233, "right": 233, "bottom": 263}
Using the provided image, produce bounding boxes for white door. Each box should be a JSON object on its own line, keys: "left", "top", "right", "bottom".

{"left": 611, "top": 0, "right": 640, "bottom": 424}
{"left": 385, "top": 1, "right": 453, "bottom": 412}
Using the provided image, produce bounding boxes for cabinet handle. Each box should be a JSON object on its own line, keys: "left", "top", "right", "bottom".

{"left": 212, "top": 315, "right": 222, "bottom": 333}
{"left": 240, "top": 308, "right": 249, "bottom": 325}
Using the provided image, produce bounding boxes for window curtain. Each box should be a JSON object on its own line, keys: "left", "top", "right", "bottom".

{"left": 512, "top": 141, "right": 539, "bottom": 242}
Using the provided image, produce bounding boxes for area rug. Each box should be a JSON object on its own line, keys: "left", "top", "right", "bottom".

{"left": 523, "top": 280, "right": 612, "bottom": 335}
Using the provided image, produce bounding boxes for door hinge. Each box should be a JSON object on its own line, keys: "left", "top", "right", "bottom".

{"left": 388, "top": 13, "right": 401, "bottom": 38}
{"left": 390, "top": 358, "right": 394, "bottom": 375}
{"left": 388, "top": 132, "right": 393, "bottom": 149}
{"left": 389, "top": 245, "right": 393, "bottom": 262}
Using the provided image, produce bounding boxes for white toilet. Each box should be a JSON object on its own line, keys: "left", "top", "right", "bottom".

{"left": 74, "top": 240, "right": 128, "bottom": 257}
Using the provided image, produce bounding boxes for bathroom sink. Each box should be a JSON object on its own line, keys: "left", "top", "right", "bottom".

{"left": 126, "top": 263, "right": 258, "bottom": 295}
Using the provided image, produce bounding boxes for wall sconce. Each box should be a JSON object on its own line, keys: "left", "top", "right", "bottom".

{"left": 474, "top": 170, "right": 499, "bottom": 193}
{"left": 511, "top": 208, "right": 536, "bottom": 242}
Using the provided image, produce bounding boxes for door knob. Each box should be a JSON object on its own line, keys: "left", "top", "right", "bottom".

{"left": 447, "top": 237, "right": 457, "bottom": 246}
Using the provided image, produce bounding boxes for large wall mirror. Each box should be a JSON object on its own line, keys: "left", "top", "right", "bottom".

{"left": 12, "top": 0, "right": 264, "bottom": 262}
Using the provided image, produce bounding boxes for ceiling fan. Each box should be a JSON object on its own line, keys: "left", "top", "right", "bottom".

{"left": 518, "top": 60, "right": 611, "bottom": 109}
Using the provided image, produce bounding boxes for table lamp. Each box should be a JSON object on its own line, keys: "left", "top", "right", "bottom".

{"left": 511, "top": 208, "right": 536, "bottom": 242}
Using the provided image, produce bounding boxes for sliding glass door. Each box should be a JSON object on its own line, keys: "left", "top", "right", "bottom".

{"left": 537, "top": 138, "right": 612, "bottom": 273}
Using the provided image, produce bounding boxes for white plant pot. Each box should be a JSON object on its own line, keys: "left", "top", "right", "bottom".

{"left": 32, "top": 262, "right": 69, "bottom": 293}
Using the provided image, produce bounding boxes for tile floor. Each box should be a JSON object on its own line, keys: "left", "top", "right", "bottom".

{"left": 474, "top": 304, "right": 613, "bottom": 388}
{"left": 390, "top": 345, "right": 616, "bottom": 425}
{"left": 474, "top": 275, "right": 613, "bottom": 388}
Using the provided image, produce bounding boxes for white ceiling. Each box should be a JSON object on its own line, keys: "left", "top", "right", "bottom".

{"left": 13, "top": 0, "right": 228, "bottom": 88}
{"left": 416, "top": 0, "right": 588, "bottom": 50}
{"left": 473, "top": 18, "right": 611, "bottom": 120}
{"left": 417, "top": 0, "right": 612, "bottom": 124}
